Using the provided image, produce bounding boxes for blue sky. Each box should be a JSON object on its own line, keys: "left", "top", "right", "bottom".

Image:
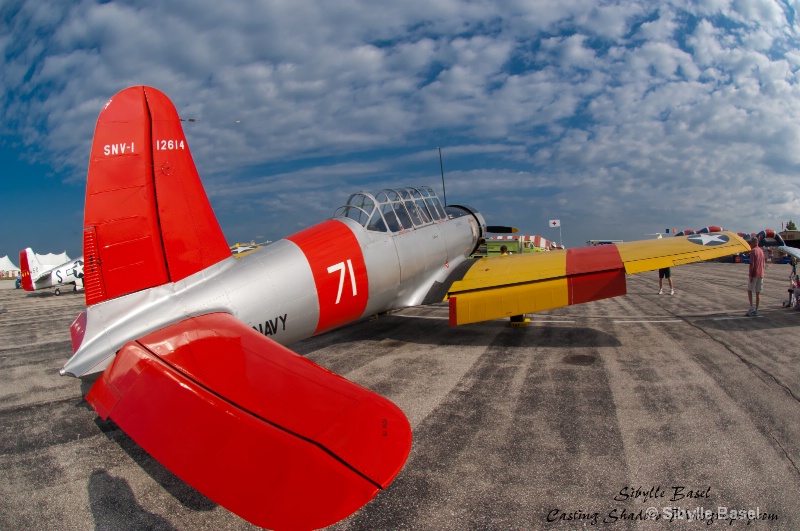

{"left": 2, "top": 0, "right": 800, "bottom": 262}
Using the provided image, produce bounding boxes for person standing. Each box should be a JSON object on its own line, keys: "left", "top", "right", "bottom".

{"left": 658, "top": 268, "right": 674, "bottom": 295}
{"left": 746, "top": 236, "right": 766, "bottom": 316}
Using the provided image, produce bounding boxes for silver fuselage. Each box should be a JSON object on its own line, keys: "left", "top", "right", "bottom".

{"left": 62, "top": 211, "right": 482, "bottom": 377}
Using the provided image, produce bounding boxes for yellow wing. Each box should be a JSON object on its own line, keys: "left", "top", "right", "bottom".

{"left": 444, "top": 231, "right": 749, "bottom": 325}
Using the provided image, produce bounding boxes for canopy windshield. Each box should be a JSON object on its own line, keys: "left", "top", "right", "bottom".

{"left": 334, "top": 186, "right": 446, "bottom": 233}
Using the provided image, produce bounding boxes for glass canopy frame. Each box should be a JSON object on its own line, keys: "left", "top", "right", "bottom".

{"left": 334, "top": 186, "right": 448, "bottom": 233}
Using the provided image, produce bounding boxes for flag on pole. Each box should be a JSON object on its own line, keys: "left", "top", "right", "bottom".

{"left": 549, "top": 219, "right": 560, "bottom": 228}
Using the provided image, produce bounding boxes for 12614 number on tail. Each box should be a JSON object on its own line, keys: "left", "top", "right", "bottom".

{"left": 156, "top": 139, "right": 186, "bottom": 151}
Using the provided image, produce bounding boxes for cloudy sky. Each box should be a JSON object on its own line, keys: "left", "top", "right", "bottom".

{"left": 2, "top": 0, "right": 800, "bottom": 261}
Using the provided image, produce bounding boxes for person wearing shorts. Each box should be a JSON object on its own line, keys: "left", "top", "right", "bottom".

{"left": 658, "top": 267, "right": 673, "bottom": 295}
{"left": 746, "top": 236, "right": 766, "bottom": 316}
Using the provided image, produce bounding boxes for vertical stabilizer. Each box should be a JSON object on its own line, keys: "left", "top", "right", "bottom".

{"left": 83, "top": 86, "right": 230, "bottom": 306}
{"left": 18, "top": 248, "right": 38, "bottom": 291}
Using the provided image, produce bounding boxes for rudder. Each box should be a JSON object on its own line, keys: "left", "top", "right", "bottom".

{"left": 18, "top": 248, "right": 37, "bottom": 291}
{"left": 83, "top": 86, "right": 231, "bottom": 306}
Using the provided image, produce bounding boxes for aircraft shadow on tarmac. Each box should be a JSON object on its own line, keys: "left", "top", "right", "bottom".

{"left": 23, "top": 290, "right": 83, "bottom": 299}
{"left": 93, "top": 419, "right": 218, "bottom": 513}
{"left": 295, "top": 314, "right": 622, "bottom": 353}
{"left": 79, "top": 379, "right": 217, "bottom": 515}
{"left": 89, "top": 469, "right": 178, "bottom": 531}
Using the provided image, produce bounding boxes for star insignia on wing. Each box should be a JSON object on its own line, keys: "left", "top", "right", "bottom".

{"left": 687, "top": 233, "right": 730, "bottom": 246}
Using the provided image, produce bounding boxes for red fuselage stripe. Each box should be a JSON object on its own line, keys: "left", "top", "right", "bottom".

{"left": 287, "top": 220, "right": 369, "bottom": 334}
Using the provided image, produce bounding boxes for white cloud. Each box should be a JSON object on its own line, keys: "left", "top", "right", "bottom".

{"left": 2, "top": 0, "right": 800, "bottom": 249}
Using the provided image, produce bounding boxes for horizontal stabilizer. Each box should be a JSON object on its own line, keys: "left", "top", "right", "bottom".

{"left": 86, "top": 313, "right": 411, "bottom": 530}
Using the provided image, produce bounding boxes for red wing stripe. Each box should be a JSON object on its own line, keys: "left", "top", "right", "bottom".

{"left": 449, "top": 296, "right": 458, "bottom": 326}
{"left": 565, "top": 245, "right": 624, "bottom": 276}
{"left": 566, "top": 245, "right": 626, "bottom": 305}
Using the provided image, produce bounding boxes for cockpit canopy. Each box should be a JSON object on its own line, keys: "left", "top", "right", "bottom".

{"left": 334, "top": 186, "right": 448, "bottom": 233}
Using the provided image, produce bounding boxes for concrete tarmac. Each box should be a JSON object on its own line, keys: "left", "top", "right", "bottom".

{"left": 1, "top": 262, "right": 799, "bottom": 530}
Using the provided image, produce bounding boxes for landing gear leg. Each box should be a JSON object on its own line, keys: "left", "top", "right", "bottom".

{"left": 510, "top": 314, "right": 530, "bottom": 327}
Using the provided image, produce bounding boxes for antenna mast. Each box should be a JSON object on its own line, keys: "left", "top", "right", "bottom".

{"left": 438, "top": 147, "right": 447, "bottom": 206}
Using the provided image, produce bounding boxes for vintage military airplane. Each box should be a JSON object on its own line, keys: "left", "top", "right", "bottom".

{"left": 61, "top": 86, "right": 750, "bottom": 530}
{"left": 19, "top": 248, "right": 84, "bottom": 295}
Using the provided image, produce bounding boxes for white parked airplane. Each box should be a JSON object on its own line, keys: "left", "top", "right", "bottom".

{"left": 19, "top": 248, "right": 84, "bottom": 295}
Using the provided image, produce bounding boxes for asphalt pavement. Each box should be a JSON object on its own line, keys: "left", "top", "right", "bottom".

{"left": 1, "top": 262, "right": 799, "bottom": 530}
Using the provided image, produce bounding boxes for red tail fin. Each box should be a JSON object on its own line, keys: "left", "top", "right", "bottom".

{"left": 18, "top": 249, "right": 33, "bottom": 291}
{"left": 83, "top": 86, "right": 230, "bottom": 306}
